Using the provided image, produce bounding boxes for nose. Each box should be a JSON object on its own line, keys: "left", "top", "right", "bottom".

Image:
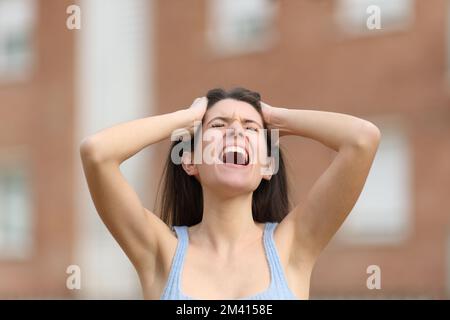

{"left": 227, "top": 120, "right": 245, "bottom": 138}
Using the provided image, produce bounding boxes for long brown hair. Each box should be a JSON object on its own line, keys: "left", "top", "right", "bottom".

{"left": 155, "top": 87, "right": 291, "bottom": 227}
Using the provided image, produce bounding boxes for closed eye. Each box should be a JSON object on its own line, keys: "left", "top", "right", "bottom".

{"left": 211, "top": 123, "right": 225, "bottom": 128}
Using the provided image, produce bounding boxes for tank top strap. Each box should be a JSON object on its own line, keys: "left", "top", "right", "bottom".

{"left": 159, "top": 225, "right": 189, "bottom": 299}
{"left": 263, "top": 222, "right": 292, "bottom": 291}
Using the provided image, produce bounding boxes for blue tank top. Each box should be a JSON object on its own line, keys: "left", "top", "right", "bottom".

{"left": 160, "top": 222, "right": 298, "bottom": 300}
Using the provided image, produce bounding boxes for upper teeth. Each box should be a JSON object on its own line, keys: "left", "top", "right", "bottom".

{"left": 222, "top": 146, "right": 248, "bottom": 162}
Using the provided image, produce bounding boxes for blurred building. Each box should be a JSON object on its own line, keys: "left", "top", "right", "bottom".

{"left": 0, "top": 0, "right": 449, "bottom": 299}
{"left": 0, "top": 0, "right": 76, "bottom": 298}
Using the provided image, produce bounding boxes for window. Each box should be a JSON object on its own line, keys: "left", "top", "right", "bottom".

{"left": 336, "top": 118, "right": 412, "bottom": 245}
{"left": 0, "top": 0, "right": 36, "bottom": 80}
{"left": 207, "top": 0, "right": 278, "bottom": 56}
{"left": 0, "top": 158, "right": 33, "bottom": 259}
{"left": 335, "top": 0, "right": 414, "bottom": 36}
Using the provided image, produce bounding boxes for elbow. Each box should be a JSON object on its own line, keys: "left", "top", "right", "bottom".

{"left": 79, "top": 136, "right": 105, "bottom": 164}
{"left": 352, "top": 120, "right": 381, "bottom": 151}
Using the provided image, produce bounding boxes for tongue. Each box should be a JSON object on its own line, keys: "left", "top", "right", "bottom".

{"left": 223, "top": 151, "right": 246, "bottom": 165}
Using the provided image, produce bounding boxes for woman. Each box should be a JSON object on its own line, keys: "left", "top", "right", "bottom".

{"left": 80, "top": 87, "right": 381, "bottom": 300}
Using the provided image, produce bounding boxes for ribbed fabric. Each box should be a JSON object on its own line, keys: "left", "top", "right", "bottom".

{"left": 160, "top": 222, "right": 298, "bottom": 300}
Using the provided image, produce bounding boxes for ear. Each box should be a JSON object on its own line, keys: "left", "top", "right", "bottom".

{"left": 261, "top": 156, "right": 276, "bottom": 181}
{"left": 181, "top": 151, "right": 199, "bottom": 176}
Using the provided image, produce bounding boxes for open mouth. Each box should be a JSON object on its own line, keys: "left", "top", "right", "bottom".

{"left": 219, "top": 145, "right": 249, "bottom": 166}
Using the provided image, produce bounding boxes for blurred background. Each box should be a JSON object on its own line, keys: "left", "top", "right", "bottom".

{"left": 0, "top": 0, "right": 449, "bottom": 299}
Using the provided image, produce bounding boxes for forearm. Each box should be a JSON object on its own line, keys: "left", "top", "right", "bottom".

{"left": 80, "top": 109, "right": 194, "bottom": 164}
{"left": 271, "top": 108, "right": 380, "bottom": 152}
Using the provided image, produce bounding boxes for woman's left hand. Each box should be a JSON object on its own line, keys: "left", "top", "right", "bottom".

{"left": 261, "top": 101, "right": 289, "bottom": 136}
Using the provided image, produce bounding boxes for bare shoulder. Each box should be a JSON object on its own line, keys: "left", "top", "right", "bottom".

{"left": 269, "top": 213, "right": 314, "bottom": 299}
{"left": 146, "top": 209, "right": 179, "bottom": 265}
{"left": 274, "top": 211, "right": 316, "bottom": 272}
{"left": 273, "top": 215, "right": 295, "bottom": 266}
{"left": 143, "top": 209, "right": 177, "bottom": 243}
{"left": 138, "top": 210, "right": 179, "bottom": 297}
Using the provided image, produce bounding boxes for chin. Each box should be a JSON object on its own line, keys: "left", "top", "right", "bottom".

{"left": 219, "top": 179, "right": 254, "bottom": 192}
{"left": 213, "top": 174, "right": 261, "bottom": 196}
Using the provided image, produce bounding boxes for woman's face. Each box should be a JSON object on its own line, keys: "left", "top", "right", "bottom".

{"left": 183, "top": 98, "right": 273, "bottom": 196}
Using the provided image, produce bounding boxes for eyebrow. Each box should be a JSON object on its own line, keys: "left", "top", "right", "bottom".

{"left": 206, "top": 116, "right": 263, "bottom": 128}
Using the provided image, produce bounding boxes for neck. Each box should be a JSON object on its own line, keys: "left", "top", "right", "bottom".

{"left": 191, "top": 187, "right": 262, "bottom": 254}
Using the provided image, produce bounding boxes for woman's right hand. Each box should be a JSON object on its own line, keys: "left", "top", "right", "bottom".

{"left": 171, "top": 97, "right": 208, "bottom": 141}
{"left": 187, "top": 97, "right": 208, "bottom": 122}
